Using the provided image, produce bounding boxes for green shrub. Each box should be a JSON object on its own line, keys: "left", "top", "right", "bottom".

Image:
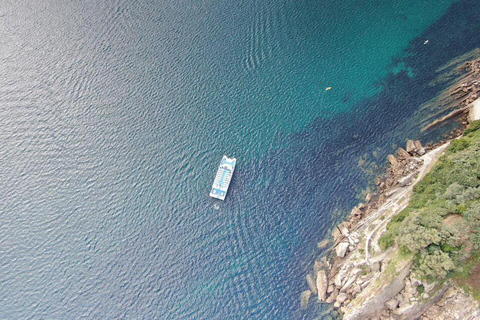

{"left": 379, "top": 231, "right": 395, "bottom": 250}
{"left": 397, "top": 213, "right": 443, "bottom": 253}
{"left": 448, "top": 139, "right": 471, "bottom": 153}
{"left": 415, "top": 249, "right": 455, "bottom": 279}
{"left": 416, "top": 285, "right": 425, "bottom": 294}
{"left": 465, "top": 202, "right": 480, "bottom": 228}
{"left": 443, "top": 182, "right": 464, "bottom": 200}
{"left": 463, "top": 120, "right": 480, "bottom": 136}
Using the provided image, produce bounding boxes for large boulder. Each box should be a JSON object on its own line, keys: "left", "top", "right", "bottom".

{"left": 398, "top": 173, "right": 415, "bottom": 187}
{"left": 406, "top": 140, "right": 416, "bottom": 154}
{"left": 336, "top": 242, "right": 350, "bottom": 258}
{"left": 326, "top": 288, "right": 339, "bottom": 303}
{"left": 396, "top": 147, "right": 411, "bottom": 159}
{"left": 306, "top": 274, "right": 318, "bottom": 295}
{"left": 386, "top": 298, "right": 399, "bottom": 310}
{"left": 414, "top": 140, "right": 425, "bottom": 156}
{"left": 300, "top": 290, "right": 312, "bottom": 310}
{"left": 316, "top": 270, "right": 329, "bottom": 301}
{"left": 336, "top": 292, "right": 349, "bottom": 304}
{"left": 339, "top": 223, "right": 350, "bottom": 237}
{"left": 317, "top": 239, "right": 330, "bottom": 249}
{"left": 387, "top": 154, "right": 398, "bottom": 166}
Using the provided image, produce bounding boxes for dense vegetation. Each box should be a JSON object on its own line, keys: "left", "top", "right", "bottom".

{"left": 379, "top": 121, "right": 480, "bottom": 282}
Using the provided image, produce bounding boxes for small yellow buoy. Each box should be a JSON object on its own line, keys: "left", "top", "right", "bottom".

{"left": 325, "top": 86, "right": 332, "bottom": 91}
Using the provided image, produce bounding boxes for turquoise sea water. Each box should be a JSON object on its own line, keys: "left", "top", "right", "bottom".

{"left": 1, "top": 0, "right": 480, "bottom": 319}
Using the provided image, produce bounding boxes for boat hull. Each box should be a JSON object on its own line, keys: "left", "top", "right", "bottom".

{"left": 209, "top": 156, "right": 236, "bottom": 200}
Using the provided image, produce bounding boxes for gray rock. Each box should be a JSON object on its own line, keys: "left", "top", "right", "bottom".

{"left": 398, "top": 173, "right": 415, "bottom": 187}
{"left": 334, "top": 273, "right": 343, "bottom": 287}
{"left": 336, "top": 292, "right": 349, "bottom": 304}
{"left": 397, "top": 147, "right": 411, "bottom": 159}
{"left": 336, "top": 242, "right": 349, "bottom": 258}
{"left": 424, "top": 282, "right": 436, "bottom": 293}
{"left": 317, "top": 239, "right": 330, "bottom": 249}
{"left": 306, "top": 274, "right": 318, "bottom": 295}
{"left": 350, "top": 206, "right": 361, "bottom": 217}
{"left": 385, "top": 188, "right": 400, "bottom": 198}
{"left": 313, "top": 260, "right": 324, "bottom": 274}
{"left": 365, "top": 193, "right": 372, "bottom": 202}
{"left": 327, "top": 285, "right": 334, "bottom": 293}
{"left": 342, "top": 261, "right": 412, "bottom": 320}
{"left": 341, "top": 275, "right": 357, "bottom": 293}
{"left": 371, "top": 262, "right": 381, "bottom": 272}
{"left": 406, "top": 140, "right": 416, "bottom": 154}
{"left": 353, "top": 284, "right": 362, "bottom": 293}
{"left": 414, "top": 140, "right": 424, "bottom": 155}
{"left": 386, "top": 298, "right": 399, "bottom": 310}
{"left": 326, "top": 288, "right": 339, "bottom": 304}
{"left": 339, "top": 224, "right": 350, "bottom": 237}
{"left": 469, "top": 98, "right": 480, "bottom": 121}
{"left": 300, "top": 290, "right": 312, "bottom": 310}
{"left": 387, "top": 154, "right": 398, "bottom": 166}
{"left": 316, "top": 270, "right": 328, "bottom": 301}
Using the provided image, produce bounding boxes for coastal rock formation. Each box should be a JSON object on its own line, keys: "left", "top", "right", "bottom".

{"left": 342, "top": 261, "right": 412, "bottom": 320}
{"left": 305, "top": 140, "right": 458, "bottom": 319}
{"left": 422, "top": 286, "right": 480, "bottom": 320}
{"left": 306, "top": 90, "right": 480, "bottom": 319}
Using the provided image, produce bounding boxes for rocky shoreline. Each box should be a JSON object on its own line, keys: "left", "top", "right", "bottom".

{"left": 302, "top": 56, "right": 480, "bottom": 319}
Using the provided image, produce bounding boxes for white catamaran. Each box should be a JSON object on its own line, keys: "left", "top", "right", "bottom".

{"left": 210, "top": 156, "right": 236, "bottom": 200}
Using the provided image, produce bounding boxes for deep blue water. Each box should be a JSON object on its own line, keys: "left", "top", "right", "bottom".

{"left": 1, "top": 0, "right": 480, "bottom": 319}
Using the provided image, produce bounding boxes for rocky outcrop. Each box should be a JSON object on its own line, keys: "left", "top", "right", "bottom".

{"left": 422, "top": 286, "right": 480, "bottom": 320}
{"left": 304, "top": 93, "right": 480, "bottom": 317}
{"left": 394, "top": 284, "right": 448, "bottom": 320}
{"left": 342, "top": 261, "right": 412, "bottom": 320}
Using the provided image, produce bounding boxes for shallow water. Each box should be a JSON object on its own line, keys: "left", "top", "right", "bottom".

{"left": 1, "top": 0, "right": 480, "bottom": 319}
